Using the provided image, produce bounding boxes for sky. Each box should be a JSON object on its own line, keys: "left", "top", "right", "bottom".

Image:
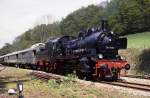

{"left": 0, "top": 0, "right": 107, "bottom": 48}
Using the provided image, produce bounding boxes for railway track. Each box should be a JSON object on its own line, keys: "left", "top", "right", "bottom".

{"left": 100, "top": 81, "right": 150, "bottom": 92}
{"left": 31, "top": 71, "right": 150, "bottom": 92}
{"left": 31, "top": 71, "right": 62, "bottom": 81}
{"left": 123, "top": 75, "right": 150, "bottom": 80}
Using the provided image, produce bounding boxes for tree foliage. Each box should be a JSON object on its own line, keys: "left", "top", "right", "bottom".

{"left": 107, "top": 0, "right": 150, "bottom": 34}
{"left": 60, "top": 5, "right": 104, "bottom": 36}
{"left": 0, "top": 43, "right": 12, "bottom": 55}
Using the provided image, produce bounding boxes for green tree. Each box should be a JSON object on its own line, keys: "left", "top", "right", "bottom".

{"left": 107, "top": 0, "right": 150, "bottom": 35}
{"left": 0, "top": 43, "right": 12, "bottom": 55}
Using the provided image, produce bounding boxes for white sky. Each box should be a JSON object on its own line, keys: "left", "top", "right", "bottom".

{"left": 0, "top": 0, "right": 106, "bottom": 48}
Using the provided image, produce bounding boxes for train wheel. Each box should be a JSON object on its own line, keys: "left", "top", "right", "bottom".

{"left": 41, "top": 67, "right": 46, "bottom": 71}
{"left": 76, "top": 70, "right": 84, "bottom": 79}
{"left": 97, "top": 73, "right": 105, "bottom": 81}
{"left": 96, "top": 68, "right": 106, "bottom": 81}
{"left": 99, "top": 75, "right": 105, "bottom": 81}
{"left": 55, "top": 63, "right": 65, "bottom": 75}
{"left": 76, "top": 71, "right": 92, "bottom": 80}
{"left": 15, "top": 64, "right": 19, "bottom": 68}
{"left": 32, "top": 65, "right": 37, "bottom": 70}
{"left": 45, "top": 67, "right": 50, "bottom": 73}
{"left": 112, "top": 72, "right": 118, "bottom": 81}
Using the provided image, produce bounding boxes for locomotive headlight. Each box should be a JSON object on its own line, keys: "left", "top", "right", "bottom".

{"left": 98, "top": 54, "right": 103, "bottom": 59}
{"left": 109, "top": 39, "right": 112, "bottom": 42}
{"left": 111, "top": 31, "right": 114, "bottom": 34}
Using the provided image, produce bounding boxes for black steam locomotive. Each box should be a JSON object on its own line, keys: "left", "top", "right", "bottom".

{"left": 38, "top": 19, "right": 130, "bottom": 80}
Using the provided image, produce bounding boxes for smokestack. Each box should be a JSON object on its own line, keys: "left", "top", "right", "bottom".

{"left": 101, "top": 18, "right": 108, "bottom": 31}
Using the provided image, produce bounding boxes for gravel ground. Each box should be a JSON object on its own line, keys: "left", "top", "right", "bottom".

{"left": 79, "top": 80, "right": 150, "bottom": 97}
{"left": 121, "top": 77, "right": 150, "bottom": 85}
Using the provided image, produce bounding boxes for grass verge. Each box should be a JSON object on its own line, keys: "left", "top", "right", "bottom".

{"left": 126, "top": 32, "right": 150, "bottom": 49}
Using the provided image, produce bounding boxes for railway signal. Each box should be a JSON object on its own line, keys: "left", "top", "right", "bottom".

{"left": 17, "top": 82, "right": 24, "bottom": 98}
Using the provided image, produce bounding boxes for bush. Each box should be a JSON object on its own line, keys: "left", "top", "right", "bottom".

{"left": 48, "top": 79, "right": 60, "bottom": 89}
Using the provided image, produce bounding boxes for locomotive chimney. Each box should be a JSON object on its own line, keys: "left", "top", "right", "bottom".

{"left": 101, "top": 18, "right": 108, "bottom": 31}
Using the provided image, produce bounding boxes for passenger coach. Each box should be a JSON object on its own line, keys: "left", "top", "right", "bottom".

{"left": 0, "top": 43, "right": 45, "bottom": 68}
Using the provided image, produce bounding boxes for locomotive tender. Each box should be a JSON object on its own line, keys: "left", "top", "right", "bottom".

{"left": 0, "top": 20, "right": 130, "bottom": 81}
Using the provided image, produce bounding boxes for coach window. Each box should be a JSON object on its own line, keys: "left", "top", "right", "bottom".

{"left": 16, "top": 54, "right": 18, "bottom": 59}
{"left": 33, "top": 50, "right": 36, "bottom": 56}
{"left": 40, "top": 47, "right": 45, "bottom": 52}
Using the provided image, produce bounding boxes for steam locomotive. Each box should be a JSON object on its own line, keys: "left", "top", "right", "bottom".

{"left": 0, "top": 20, "right": 130, "bottom": 81}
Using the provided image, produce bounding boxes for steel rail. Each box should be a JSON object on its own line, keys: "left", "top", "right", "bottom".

{"left": 123, "top": 75, "right": 150, "bottom": 80}
{"left": 100, "top": 81, "right": 150, "bottom": 92}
